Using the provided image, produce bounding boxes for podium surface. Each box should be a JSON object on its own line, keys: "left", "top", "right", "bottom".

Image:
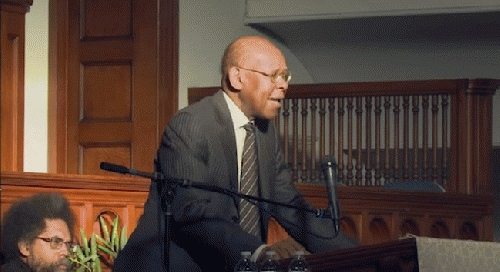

{"left": 289, "top": 236, "right": 500, "bottom": 272}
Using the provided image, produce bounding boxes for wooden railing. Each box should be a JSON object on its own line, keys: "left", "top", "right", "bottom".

{"left": 189, "top": 78, "right": 500, "bottom": 195}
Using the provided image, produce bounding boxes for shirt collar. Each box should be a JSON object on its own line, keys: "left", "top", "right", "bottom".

{"left": 223, "top": 91, "right": 251, "bottom": 129}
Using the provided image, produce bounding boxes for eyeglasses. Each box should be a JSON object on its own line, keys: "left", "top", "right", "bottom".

{"left": 237, "top": 67, "right": 292, "bottom": 83}
{"left": 36, "top": 237, "right": 73, "bottom": 250}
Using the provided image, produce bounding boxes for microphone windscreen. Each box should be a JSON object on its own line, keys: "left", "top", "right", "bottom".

{"left": 100, "top": 162, "right": 129, "bottom": 174}
{"left": 320, "top": 156, "right": 337, "bottom": 172}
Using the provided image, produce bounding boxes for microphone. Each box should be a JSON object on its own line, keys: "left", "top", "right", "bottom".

{"left": 320, "top": 156, "right": 339, "bottom": 234}
{"left": 100, "top": 162, "right": 163, "bottom": 180}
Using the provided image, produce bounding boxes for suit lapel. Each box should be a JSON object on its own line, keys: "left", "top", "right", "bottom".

{"left": 211, "top": 91, "right": 239, "bottom": 193}
{"left": 255, "top": 119, "right": 273, "bottom": 241}
{"left": 255, "top": 119, "right": 271, "bottom": 202}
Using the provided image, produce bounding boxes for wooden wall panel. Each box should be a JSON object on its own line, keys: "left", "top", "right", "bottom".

{"left": 295, "top": 184, "right": 493, "bottom": 245}
{"left": 82, "top": 64, "right": 132, "bottom": 121}
{"left": 49, "top": 0, "right": 179, "bottom": 175}
{"left": 80, "top": 145, "right": 131, "bottom": 176}
{"left": 83, "top": 0, "right": 132, "bottom": 38}
{"left": 0, "top": 0, "right": 32, "bottom": 171}
{"left": 1, "top": 172, "right": 494, "bottom": 264}
{"left": 0, "top": 172, "right": 150, "bottom": 239}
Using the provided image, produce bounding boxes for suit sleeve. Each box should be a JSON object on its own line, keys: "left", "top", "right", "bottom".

{"left": 157, "top": 112, "right": 263, "bottom": 271}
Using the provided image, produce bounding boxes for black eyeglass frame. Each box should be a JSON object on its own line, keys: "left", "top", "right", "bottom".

{"left": 35, "top": 237, "right": 73, "bottom": 250}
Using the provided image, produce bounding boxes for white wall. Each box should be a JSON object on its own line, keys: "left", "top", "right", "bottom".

{"left": 177, "top": 0, "right": 311, "bottom": 109}
{"left": 245, "top": 0, "right": 500, "bottom": 21}
{"left": 24, "top": 0, "right": 49, "bottom": 172}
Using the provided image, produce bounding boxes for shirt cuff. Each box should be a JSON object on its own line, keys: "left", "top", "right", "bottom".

{"left": 251, "top": 244, "right": 268, "bottom": 262}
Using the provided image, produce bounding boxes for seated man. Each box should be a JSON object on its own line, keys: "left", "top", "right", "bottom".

{"left": 1, "top": 193, "right": 75, "bottom": 272}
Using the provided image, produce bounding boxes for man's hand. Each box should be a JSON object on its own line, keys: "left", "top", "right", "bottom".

{"left": 256, "top": 237, "right": 310, "bottom": 265}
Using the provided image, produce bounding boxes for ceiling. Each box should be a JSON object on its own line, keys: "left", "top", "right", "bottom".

{"left": 250, "top": 11, "right": 500, "bottom": 47}
{"left": 247, "top": 11, "right": 500, "bottom": 83}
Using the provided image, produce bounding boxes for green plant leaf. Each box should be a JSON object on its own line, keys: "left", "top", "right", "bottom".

{"left": 90, "top": 233, "right": 97, "bottom": 257}
{"left": 94, "top": 255, "right": 102, "bottom": 272}
{"left": 72, "top": 245, "right": 82, "bottom": 260}
{"left": 110, "top": 216, "right": 119, "bottom": 251}
{"left": 120, "top": 226, "right": 128, "bottom": 250}
{"left": 114, "top": 231, "right": 120, "bottom": 252}
{"left": 97, "top": 244, "right": 117, "bottom": 258}
{"left": 82, "top": 256, "right": 94, "bottom": 263}
{"left": 95, "top": 234, "right": 111, "bottom": 248}
{"left": 99, "top": 216, "right": 110, "bottom": 242}
{"left": 80, "top": 229, "right": 90, "bottom": 256}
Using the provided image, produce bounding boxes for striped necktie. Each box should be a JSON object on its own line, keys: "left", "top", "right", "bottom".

{"left": 239, "top": 122, "right": 261, "bottom": 238}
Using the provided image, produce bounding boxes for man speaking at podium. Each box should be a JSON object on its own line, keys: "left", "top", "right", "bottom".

{"left": 114, "top": 35, "right": 357, "bottom": 272}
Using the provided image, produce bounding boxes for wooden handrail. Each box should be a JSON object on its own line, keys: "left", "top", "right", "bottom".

{"left": 188, "top": 78, "right": 500, "bottom": 195}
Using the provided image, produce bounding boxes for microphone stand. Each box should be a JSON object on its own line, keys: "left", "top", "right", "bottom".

{"left": 100, "top": 162, "right": 339, "bottom": 272}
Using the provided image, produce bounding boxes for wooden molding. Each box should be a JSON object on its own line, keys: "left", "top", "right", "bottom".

{"left": 0, "top": 0, "right": 33, "bottom": 8}
{"left": 0, "top": 171, "right": 151, "bottom": 192}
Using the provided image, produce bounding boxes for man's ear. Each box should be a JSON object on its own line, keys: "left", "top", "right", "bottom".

{"left": 227, "top": 66, "right": 243, "bottom": 91}
{"left": 18, "top": 241, "right": 31, "bottom": 257}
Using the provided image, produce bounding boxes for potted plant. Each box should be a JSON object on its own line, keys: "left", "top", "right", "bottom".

{"left": 69, "top": 215, "right": 128, "bottom": 272}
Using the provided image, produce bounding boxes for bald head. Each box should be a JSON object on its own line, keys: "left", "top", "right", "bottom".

{"left": 220, "top": 36, "right": 289, "bottom": 120}
{"left": 221, "top": 36, "right": 286, "bottom": 88}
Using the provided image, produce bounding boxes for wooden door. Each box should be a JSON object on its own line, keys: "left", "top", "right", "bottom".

{"left": 48, "top": 0, "right": 178, "bottom": 175}
{"left": 0, "top": 0, "right": 32, "bottom": 171}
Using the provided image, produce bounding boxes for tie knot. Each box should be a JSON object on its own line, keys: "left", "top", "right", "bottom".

{"left": 243, "top": 122, "right": 254, "bottom": 132}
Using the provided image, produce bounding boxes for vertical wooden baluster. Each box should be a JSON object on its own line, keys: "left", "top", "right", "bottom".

{"left": 338, "top": 98, "right": 345, "bottom": 184}
{"left": 384, "top": 96, "right": 392, "bottom": 183}
{"left": 301, "top": 99, "right": 309, "bottom": 182}
{"left": 365, "top": 97, "right": 373, "bottom": 185}
{"left": 422, "top": 95, "right": 430, "bottom": 181}
{"left": 310, "top": 99, "right": 318, "bottom": 183}
{"left": 441, "top": 95, "right": 449, "bottom": 186}
{"left": 329, "top": 98, "right": 337, "bottom": 181}
{"left": 374, "top": 97, "right": 382, "bottom": 185}
{"left": 412, "top": 96, "right": 420, "bottom": 180}
{"left": 292, "top": 99, "right": 299, "bottom": 182}
{"left": 393, "top": 96, "right": 401, "bottom": 181}
{"left": 403, "top": 96, "right": 410, "bottom": 180}
{"left": 431, "top": 95, "right": 439, "bottom": 183}
{"left": 319, "top": 99, "right": 326, "bottom": 183}
{"left": 346, "top": 97, "right": 354, "bottom": 185}
{"left": 282, "top": 100, "right": 290, "bottom": 165}
{"left": 356, "top": 97, "right": 363, "bottom": 185}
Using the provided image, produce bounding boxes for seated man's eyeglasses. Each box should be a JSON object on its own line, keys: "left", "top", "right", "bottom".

{"left": 237, "top": 67, "right": 292, "bottom": 83}
{"left": 36, "top": 237, "right": 73, "bottom": 250}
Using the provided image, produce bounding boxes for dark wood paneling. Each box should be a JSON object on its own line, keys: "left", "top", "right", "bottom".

{"left": 80, "top": 145, "right": 131, "bottom": 176}
{"left": 82, "top": 64, "right": 132, "bottom": 121}
{"left": 0, "top": 0, "right": 32, "bottom": 171}
{"left": 82, "top": 0, "right": 132, "bottom": 38}
{"left": 48, "top": 0, "right": 179, "bottom": 175}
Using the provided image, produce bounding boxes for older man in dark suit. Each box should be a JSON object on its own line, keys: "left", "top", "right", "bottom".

{"left": 114, "top": 36, "right": 357, "bottom": 272}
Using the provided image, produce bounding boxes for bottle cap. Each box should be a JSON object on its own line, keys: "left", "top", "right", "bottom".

{"left": 241, "top": 251, "right": 252, "bottom": 257}
{"left": 266, "top": 250, "right": 276, "bottom": 257}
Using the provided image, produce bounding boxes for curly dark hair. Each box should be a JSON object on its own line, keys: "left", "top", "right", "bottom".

{"left": 1, "top": 193, "right": 75, "bottom": 262}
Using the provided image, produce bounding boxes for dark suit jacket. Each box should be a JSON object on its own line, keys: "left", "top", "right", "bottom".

{"left": 115, "top": 90, "right": 357, "bottom": 272}
{"left": 1, "top": 258, "right": 34, "bottom": 272}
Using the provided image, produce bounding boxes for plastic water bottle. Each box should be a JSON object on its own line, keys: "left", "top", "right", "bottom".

{"left": 288, "top": 251, "right": 311, "bottom": 272}
{"left": 234, "top": 251, "right": 258, "bottom": 272}
{"left": 259, "top": 250, "right": 279, "bottom": 272}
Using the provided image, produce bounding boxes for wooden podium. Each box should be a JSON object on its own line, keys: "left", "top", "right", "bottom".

{"left": 282, "top": 238, "right": 418, "bottom": 272}
{"left": 283, "top": 236, "right": 500, "bottom": 272}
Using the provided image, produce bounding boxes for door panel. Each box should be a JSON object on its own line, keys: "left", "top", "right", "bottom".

{"left": 49, "top": 0, "right": 178, "bottom": 175}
